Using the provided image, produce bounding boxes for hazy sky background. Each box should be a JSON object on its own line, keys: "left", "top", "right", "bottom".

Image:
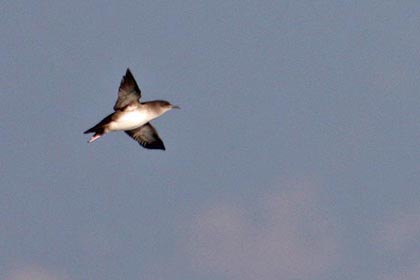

{"left": 1, "top": 1, "right": 419, "bottom": 280}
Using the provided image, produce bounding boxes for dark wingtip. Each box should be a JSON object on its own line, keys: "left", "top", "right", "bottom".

{"left": 140, "top": 141, "right": 165, "bottom": 150}
{"left": 146, "top": 143, "right": 166, "bottom": 150}
{"left": 121, "top": 68, "right": 137, "bottom": 88}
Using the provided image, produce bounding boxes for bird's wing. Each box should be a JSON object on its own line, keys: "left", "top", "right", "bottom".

{"left": 125, "top": 123, "right": 165, "bottom": 150}
{"left": 114, "top": 68, "right": 142, "bottom": 111}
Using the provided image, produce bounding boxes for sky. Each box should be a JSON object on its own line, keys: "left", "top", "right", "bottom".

{"left": 1, "top": 1, "right": 419, "bottom": 279}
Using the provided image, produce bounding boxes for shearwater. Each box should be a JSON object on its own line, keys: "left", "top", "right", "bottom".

{"left": 84, "top": 68, "right": 179, "bottom": 150}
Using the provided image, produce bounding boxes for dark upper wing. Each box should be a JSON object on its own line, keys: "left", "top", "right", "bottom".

{"left": 125, "top": 123, "right": 165, "bottom": 150}
{"left": 113, "top": 68, "right": 142, "bottom": 111}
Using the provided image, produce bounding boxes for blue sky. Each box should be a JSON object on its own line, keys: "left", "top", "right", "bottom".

{"left": 1, "top": 1, "right": 419, "bottom": 280}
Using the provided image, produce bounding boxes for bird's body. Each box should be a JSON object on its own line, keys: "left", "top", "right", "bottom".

{"left": 84, "top": 69, "right": 179, "bottom": 150}
{"left": 109, "top": 110, "right": 148, "bottom": 131}
{"left": 108, "top": 104, "right": 155, "bottom": 131}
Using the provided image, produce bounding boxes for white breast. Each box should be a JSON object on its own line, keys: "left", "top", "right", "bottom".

{"left": 108, "top": 111, "right": 150, "bottom": 131}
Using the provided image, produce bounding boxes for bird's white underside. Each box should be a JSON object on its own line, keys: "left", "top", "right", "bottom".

{"left": 108, "top": 111, "right": 152, "bottom": 131}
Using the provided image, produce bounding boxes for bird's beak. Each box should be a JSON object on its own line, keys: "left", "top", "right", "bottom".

{"left": 171, "top": 105, "right": 181, "bottom": 109}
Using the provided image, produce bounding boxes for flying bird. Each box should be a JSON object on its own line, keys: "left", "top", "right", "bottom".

{"left": 84, "top": 68, "right": 179, "bottom": 150}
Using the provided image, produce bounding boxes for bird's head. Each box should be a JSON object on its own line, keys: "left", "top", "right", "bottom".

{"left": 158, "top": 100, "right": 180, "bottom": 111}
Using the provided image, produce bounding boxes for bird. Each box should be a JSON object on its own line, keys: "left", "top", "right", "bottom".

{"left": 84, "top": 68, "right": 179, "bottom": 150}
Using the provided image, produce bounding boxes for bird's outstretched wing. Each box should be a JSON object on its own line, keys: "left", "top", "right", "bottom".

{"left": 114, "top": 68, "right": 142, "bottom": 111}
{"left": 125, "top": 123, "right": 165, "bottom": 150}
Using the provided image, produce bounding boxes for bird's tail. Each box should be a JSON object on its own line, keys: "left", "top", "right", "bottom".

{"left": 84, "top": 124, "right": 104, "bottom": 134}
{"left": 84, "top": 124, "right": 106, "bottom": 143}
{"left": 84, "top": 113, "right": 113, "bottom": 134}
{"left": 84, "top": 114, "right": 114, "bottom": 143}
